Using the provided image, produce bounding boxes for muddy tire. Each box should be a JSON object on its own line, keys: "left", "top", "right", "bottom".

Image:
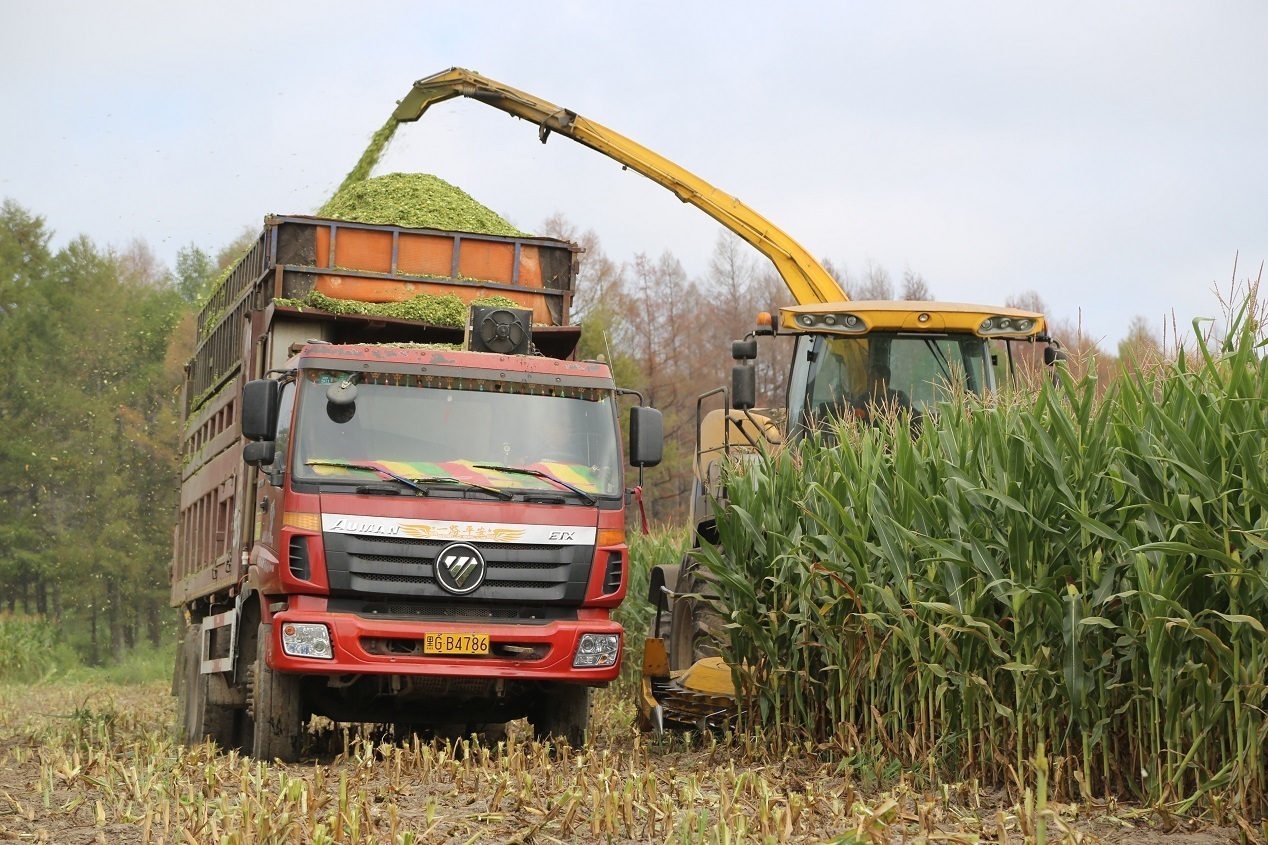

{"left": 178, "top": 624, "right": 236, "bottom": 748}
{"left": 528, "top": 685, "right": 590, "bottom": 747}
{"left": 668, "top": 558, "right": 727, "bottom": 671}
{"left": 245, "top": 623, "right": 303, "bottom": 763}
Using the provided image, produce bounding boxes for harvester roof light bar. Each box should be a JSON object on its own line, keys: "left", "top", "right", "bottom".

{"left": 795, "top": 312, "right": 867, "bottom": 334}
{"left": 979, "top": 316, "right": 1034, "bottom": 336}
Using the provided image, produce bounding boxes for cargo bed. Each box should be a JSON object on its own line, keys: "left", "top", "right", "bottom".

{"left": 188, "top": 215, "right": 581, "bottom": 416}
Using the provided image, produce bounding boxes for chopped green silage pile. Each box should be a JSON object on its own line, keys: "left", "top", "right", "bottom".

{"left": 317, "top": 173, "right": 528, "bottom": 237}
{"left": 273, "top": 290, "right": 521, "bottom": 326}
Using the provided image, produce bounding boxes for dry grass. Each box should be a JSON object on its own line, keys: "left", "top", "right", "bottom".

{"left": 0, "top": 682, "right": 1249, "bottom": 845}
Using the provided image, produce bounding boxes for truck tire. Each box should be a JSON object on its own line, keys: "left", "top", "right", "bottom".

{"left": 178, "top": 624, "right": 236, "bottom": 748}
{"left": 668, "top": 557, "right": 727, "bottom": 671}
{"left": 528, "top": 685, "right": 590, "bottom": 747}
{"left": 245, "top": 623, "right": 303, "bottom": 763}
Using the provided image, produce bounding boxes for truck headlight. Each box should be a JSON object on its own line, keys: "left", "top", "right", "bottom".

{"left": 573, "top": 633, "right": 620, "bottom": 668}
{"left": 281, "top": 622, "right": 333, "bottom": 659}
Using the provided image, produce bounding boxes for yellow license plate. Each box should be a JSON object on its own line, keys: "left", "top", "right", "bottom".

{"left": 424, "top": 632, "right": 490, "bottom": 655}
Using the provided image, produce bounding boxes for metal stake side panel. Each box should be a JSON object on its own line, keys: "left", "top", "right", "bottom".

{"left": 171, "top": 309, "right": 263, "bottom": 608}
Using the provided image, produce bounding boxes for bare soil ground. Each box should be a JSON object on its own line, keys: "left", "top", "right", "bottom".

{"left": 0, "top": 682, "right": 1250, "bottom": 844}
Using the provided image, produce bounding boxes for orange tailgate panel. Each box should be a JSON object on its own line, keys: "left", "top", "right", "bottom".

{"left": 398, "top": 233, "right": 455, "bottom": 278}
{"left": 458, "top": 240, "right": 515, "bottom": 286}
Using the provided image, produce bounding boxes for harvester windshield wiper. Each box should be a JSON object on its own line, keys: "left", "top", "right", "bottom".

{"left": 923, "top": 338, "right": 954, "bottom": 383}
{"left": 473, "top": 463, "right": 597, "bottom": 506}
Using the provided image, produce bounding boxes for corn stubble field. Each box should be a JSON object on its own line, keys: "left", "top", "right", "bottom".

{"left": 1, "top": 309, "right": 1264, "bottom": 844}
{"left": 0, "top": 681, "right": 1242, "bottom": 845}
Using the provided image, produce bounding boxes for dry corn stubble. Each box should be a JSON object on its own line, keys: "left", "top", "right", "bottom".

{"left": 0, "top": 681, "right": 1238, "bottom": 845}
{"left": 0, "top": 682, "right": 857, "bottom": 844}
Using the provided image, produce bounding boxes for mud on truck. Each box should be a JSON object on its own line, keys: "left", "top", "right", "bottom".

{"left": 172, "top": 215, "right": 662, "bottom": 761}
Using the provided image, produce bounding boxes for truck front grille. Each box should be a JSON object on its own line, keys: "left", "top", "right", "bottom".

{"left": 323, "top": 533, "right": 594, "bottom": 604}
{"left": 327, "top": 597, "right": 578, "bottom": 623}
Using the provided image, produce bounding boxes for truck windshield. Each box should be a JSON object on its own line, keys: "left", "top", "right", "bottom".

{"left": 292, "top": 370, "right": 622, "bottom": 499}
{"left": 790, "top": 332, "right": 994, "bottom": 433}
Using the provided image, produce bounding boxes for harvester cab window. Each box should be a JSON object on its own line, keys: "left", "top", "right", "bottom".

{"left": 887, "top": 336, "right": 991, "bottom": 412}
{"left": 794, "top": 333, "right": 997, "bottom": 434}
{"left": 803, "top": 337, "right": 869, "bottom": 422}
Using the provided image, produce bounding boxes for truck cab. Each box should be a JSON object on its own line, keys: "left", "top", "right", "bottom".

{"left": 239, "top": 343, "right": 652, "bottom": 756}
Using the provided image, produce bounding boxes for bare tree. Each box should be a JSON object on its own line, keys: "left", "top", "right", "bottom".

{"left": 707, "top": 232, "right": 756, "bottom": 324}
{"left": 115, "top": 238, "right": 171, "bottom": 288}
{"left": 820, "top": 257, "right": 856, "bottom": 298}
{"left": 1118, "top": 314, "right": 1163, "bottom": 371}
{"left": 900, "top": 268, "right": 933, "bottom": 301}
{"left": 752, "top": 268, "right": 795, "bottom": 407}
{"left": 1005, "top": 290, "right": 1048, "bottom": 314}
{"left": 856, "top": 260, "right": 893, "bottom": 300}
{"left": 215, "top": 226, "right": 260, "bottom": 272}
{"left": 703, "top": 232, "right": 763, "bottom": 362}
{"left": 625, "top": 251, "right": 702, "bottom": 521}
{"left": 540, "top": 213, "right": 624, "bottom": 324}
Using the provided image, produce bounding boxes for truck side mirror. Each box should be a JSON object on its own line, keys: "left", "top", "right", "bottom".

{"left": 242, "top": 379, "right": 280, "bottom": 441}
{"left": 243, "top": 440, "right": 276, "bottom": 467}
{"left": 1043, "top": 345, "right": 1068, "bottom": 366}
{"left": 731, "top": 339, "right": 758, "bottom": 361}
{"left": 732, "top": 364, "right": 756, "bottom": 411}
{"left": 629, "top": 406, "right": 663, "bottom": 467}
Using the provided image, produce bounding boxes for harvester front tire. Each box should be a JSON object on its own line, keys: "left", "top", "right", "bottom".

{"left": 668, "top": 559, "right": 727, "bottom": 671}
{"left": 246, "top": 623, "right": 303, "bottom": 763}
{"left": 528, "top": 685, "right": 590, "bottom": 747}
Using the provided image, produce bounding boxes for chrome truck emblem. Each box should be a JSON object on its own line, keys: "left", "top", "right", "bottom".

{"left": 434, "top": 543, "right": 487, "bottom": 595}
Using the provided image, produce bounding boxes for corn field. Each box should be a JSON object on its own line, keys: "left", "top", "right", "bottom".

{"left": 703, "top": 310, "right": 1268, "bottom": 822}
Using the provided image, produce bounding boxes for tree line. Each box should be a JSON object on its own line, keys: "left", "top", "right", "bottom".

{"left": 0, "top": 201, "right": 251, "bottom": 663}
{"left": 0, "top": 198, "right": 1168, "bottom": 662}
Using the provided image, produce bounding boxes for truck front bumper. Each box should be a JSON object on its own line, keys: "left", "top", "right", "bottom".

{"left": 268, "top": 610, "right": 623, "bottom": 684}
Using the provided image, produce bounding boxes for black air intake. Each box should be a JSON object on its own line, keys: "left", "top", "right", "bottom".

{"left": 288, "top": 535, "right": 311, "bottom": 580}
{"left": 603, "top": 552, "right": 623, "bottom": 594}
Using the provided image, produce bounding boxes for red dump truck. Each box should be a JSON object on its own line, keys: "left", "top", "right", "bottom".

{"left": 172, "top": 214, "right": 662, "bottom": 761}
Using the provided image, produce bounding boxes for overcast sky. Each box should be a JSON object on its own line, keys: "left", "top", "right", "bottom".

{"left": 2, "top": 1, "right": 1265, "bottom": 348}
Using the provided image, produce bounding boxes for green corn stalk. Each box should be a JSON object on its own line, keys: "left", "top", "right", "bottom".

{"left": 705, "top": 298, "right": 1268, "bottom": 815}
